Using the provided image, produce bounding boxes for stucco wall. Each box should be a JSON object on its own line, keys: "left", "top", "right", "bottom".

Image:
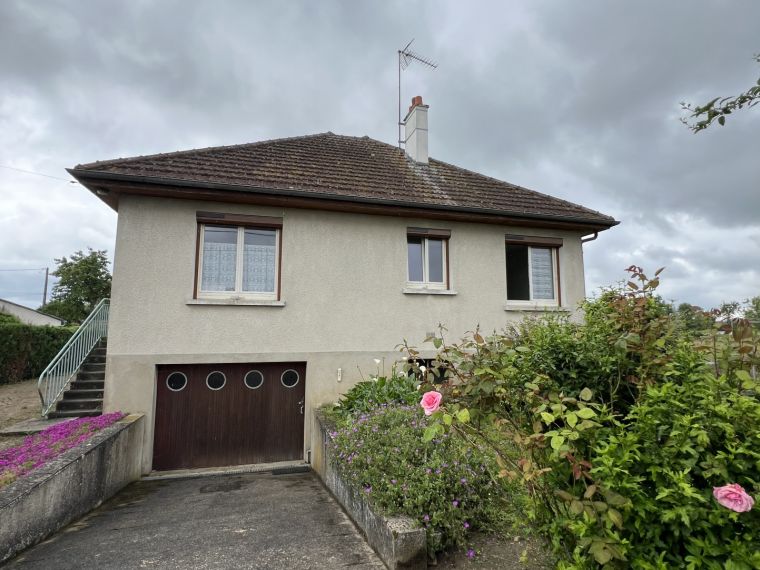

{"left": 0, "top": 299, "right": 63, "bottom": 327}
{"left": 106, "top": 195, "right": 589, "bottom": 472}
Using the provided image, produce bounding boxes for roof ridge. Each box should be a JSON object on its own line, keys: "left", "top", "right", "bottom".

{"left": 75, "top": 131, "right": 337, "bottom": 170}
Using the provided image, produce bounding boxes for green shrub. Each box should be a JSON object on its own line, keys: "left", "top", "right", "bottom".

{"left": 408, "top": 267, "right": 760, "bottom": 567}
{"left": 328, "top": 404, "right": 520, "bottom": 556}
{"left": 578, "top": 372, "right": 760, "bottom": 568}
{"left": 333, "top": 370, "right": 420, "bottom": 417}
{"left": 0, "top": 323, "right": 76, "bottom": 384}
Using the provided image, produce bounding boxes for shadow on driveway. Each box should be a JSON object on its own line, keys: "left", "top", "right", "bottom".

{"left": 6, "top": 470, "right": 384, "bottom": 569}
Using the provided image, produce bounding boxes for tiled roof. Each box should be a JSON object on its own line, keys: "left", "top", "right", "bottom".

{"left": 73, "top": 132, "right": 616, "bottom": 227}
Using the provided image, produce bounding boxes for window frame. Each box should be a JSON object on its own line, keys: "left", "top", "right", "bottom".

{"left": 406, "top": 230, "right": 450, "bottom": 290}
{"left": 194, "top": 212, "right": 283, "bottom": 301}
{"left": 505, "top": 237, "right": 562, "bottom": 307}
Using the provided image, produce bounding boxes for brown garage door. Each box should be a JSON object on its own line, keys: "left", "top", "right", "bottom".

{"left": 153, "top": 362, "right": 306, "bottom": 471}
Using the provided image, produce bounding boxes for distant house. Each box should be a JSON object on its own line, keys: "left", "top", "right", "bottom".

{"left": 69, "top": 97, "right": 618, "bottom": 474}
{"left": 0, "top": 298, "right": 63, "bottom": 327}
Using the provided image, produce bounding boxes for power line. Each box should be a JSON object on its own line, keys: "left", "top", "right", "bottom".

{"left": 0, "top": 164, "right": 76, "bottom": 183}
{"left": 0, "top": 268, "right": 48, "bottom": 272}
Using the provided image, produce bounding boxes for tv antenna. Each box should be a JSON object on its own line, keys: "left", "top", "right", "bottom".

{"left": 398, "top": 39, "right": 437, "bottom": 148}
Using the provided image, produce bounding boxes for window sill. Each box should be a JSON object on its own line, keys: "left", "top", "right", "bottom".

{"left": 504, "top": 303, "right": 569, "bottom": 312}
{"left": 187, "top": 298, "right": 286, "bottom": 307}
{"left": 402, "top": 287, "right": 458, "bottom": 296}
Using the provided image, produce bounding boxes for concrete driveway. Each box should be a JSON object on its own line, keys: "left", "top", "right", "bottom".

{"left": 6, "top": 470, "right": 385, "bottom": 569}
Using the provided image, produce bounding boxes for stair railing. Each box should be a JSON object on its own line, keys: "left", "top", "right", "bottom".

{"left": 38, "top": 298, "right": 110, "bottom": 416}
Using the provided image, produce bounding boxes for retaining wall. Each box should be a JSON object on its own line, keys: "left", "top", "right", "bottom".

{"left": 0, "top": 414, "right": 144, "bottom": 564}
{"left": 313, "top": 410, "right": 427, "bottom": 570}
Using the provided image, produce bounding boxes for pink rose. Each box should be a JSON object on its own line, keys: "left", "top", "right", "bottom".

{"left": 713, "top": 483, "right": 755, "bottom": 513}
{"left": 420, "top": 391, "right": 443, "bottom": 416}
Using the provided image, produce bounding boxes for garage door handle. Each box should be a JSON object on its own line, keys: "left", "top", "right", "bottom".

{"left": 298, "top": 398, "right": 304, "bottom": 415}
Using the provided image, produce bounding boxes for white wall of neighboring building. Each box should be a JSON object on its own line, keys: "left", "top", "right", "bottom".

{"left": 0, "top": 299, "right": 63, "bottom": 327}
{"left": 105, "top": 195, "right": 590, "bottom": 472}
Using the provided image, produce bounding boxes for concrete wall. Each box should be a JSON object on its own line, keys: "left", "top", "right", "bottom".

{"left": 0, "top": 415, "right": 144, "bottom": 564}
{"left": 313, "top": 410, "right": 427, "bottom": 569}
{"left": 0, "top": 299, "right": 63, "bottom": 327}
{"left": 105, "top": 195, "right": 589, "bottom": 472}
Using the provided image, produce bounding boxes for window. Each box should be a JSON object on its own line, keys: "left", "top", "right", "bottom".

{"left": 505, "top": 238, "right": 560, "bottom": 305}
{"left": 281, "top": 369, "right": 300, "bottom": 388}
{"left": 196, "top": 216, "right": 281, "bottom": 300}
{"left": 206, "top": 371, "right": 226, "bottom": 390}
{"left": 407, "top": 228, "right": 450, "bottom": 289}
{"left": 166, "top": 371, "right": 188, "bottom": 392}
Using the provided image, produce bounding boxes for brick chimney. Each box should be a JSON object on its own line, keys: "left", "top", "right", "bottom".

{"left": 404, "top": 95, "right": 428, "bottom": 164}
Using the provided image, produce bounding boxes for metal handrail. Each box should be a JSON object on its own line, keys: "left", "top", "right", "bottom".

{"left": 37, "top": 298, "right": 110, "bottom": 416}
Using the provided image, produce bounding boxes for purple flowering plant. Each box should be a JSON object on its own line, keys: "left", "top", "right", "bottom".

{"left": 327, "top": 403, "right": 513, "bottom": 556}
{"left": 0, "top": 412, "right": 125, "bottom": 488}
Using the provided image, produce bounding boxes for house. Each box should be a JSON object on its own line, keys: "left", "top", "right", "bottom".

{"left": 69, "top": 97, "right": 617, "bottom": 473}
{"left": 0, "top": 298, "right": 64, "bottom": 327}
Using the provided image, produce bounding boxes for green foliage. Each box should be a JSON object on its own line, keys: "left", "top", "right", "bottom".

{"left": 744, "top": 296, "right": 760, "bottom": 329}
{"left": 581, "top": 373, "right": 760, "bottom": 568}
{"left": 0, "top": 323, "right": 76, "bottom": 384}
{"left": 328, "top": 404, "right": 522, "bottom": 556}
{"left": 682, "top": 54, "right": 760, "bottom": 132}
{"left": 0, "top": 312, "right": 21, "bottom": 324}
{"left": 40, "top": 248, "right": 111, "bottom": 324}
{"left": 675, "top": 303, "right": 716, "bottom": 336}
{"left": 403, "top": 267, "right": 760, "bottom": 568}
{"left": 333, "top": 370, "right": 420, "bottom": 417}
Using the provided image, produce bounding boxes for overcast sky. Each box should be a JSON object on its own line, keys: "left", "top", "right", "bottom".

{"left": 1, "top": 0, "right": 758, "bottom": 310}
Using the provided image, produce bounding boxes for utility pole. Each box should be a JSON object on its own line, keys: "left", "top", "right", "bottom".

{"left": 42, "top": 267, "right": 49, "bottom": 306}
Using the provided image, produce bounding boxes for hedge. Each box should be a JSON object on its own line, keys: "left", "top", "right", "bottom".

{"left": 0, "top": 323, "right": 77, "bottom": 385}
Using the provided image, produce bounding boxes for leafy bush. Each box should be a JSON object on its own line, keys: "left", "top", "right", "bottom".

{"left": 406, "top": 267, "right": 760, "bottom": 567}
{"left": 333, "top": 369, "right": 420, "bottom": 417}
{"left": 0, "top": 323, "right": 76, "bottom": 384}
{"left": 582, "top": 373, "right": 760, "bottom": 568}
{"left": 328, "top": 404, "right": 519, "bottom": 556}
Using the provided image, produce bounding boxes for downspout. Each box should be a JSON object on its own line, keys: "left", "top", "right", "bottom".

{"left": 581, "top": 232, "right": 599, "bottom": 244}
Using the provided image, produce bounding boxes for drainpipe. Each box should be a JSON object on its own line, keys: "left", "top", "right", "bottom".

{"left": 581, "top": 232, "right": 598, "bottom": 244}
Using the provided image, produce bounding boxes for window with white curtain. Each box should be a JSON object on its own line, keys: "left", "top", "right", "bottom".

{"left": 506, "top": 244, "right": 558, "bottom": 304}
{"left": 198, "top": 224, "right": 279, "bottom": 299}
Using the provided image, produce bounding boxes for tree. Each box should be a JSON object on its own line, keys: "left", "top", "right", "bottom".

{"left": 745, "top": 296, "right": 760, "bottom": 328}
{"left": 681, "top": 54, "right": 760, "bottom": 132}
{"left": 675, "top": 302, "right": 714, "bottom": 334}
{"left": 40, "top": 249, "right": 112, "bottom": 324}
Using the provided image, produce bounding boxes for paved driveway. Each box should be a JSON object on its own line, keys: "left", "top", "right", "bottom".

{"left": 6, "top": 470, "right": 385, "bottom": 569}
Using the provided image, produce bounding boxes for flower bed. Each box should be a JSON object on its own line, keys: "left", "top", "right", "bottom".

{"left": 0, "top": 412, "right": 125, "bottom": 488}
{"left": 327, "top": 403, "right": 521, "bottom": 557}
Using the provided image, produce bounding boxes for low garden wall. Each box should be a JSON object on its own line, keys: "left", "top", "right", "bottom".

{"left": 313, "top": 410, "right": 427, "bottom": 570}
{"left": 0, "top": 414, "right": 144, "bottom": 564}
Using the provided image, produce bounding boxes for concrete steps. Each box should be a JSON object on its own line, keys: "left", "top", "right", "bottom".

{"left": 48, "top": 339, "right": 107, "bottom": 419}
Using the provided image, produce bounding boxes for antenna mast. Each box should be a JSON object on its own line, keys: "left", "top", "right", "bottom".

{"left": 398, "top": 39, "right": 437, "bottom": 148}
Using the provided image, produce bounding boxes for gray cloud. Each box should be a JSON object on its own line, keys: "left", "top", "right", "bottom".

{"left": 1, "top": 0, "right": 758, "bottom": 309}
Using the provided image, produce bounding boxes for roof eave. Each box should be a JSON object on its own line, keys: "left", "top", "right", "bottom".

{"left": 69, "top": 169, "right": 619, "bottom": 232}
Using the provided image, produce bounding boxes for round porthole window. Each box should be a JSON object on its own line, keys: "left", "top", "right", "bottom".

{"left": 166, "top": 371, "right": 187, "bottom": 392}
{"left": 244, "top": 370, "right": 264, "bottom": 390}
{"left": 206, "top": 371, "right": 226, "bottom": 391}
{"left": 281, "top": 369, "right": 300, "bottom": 388}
